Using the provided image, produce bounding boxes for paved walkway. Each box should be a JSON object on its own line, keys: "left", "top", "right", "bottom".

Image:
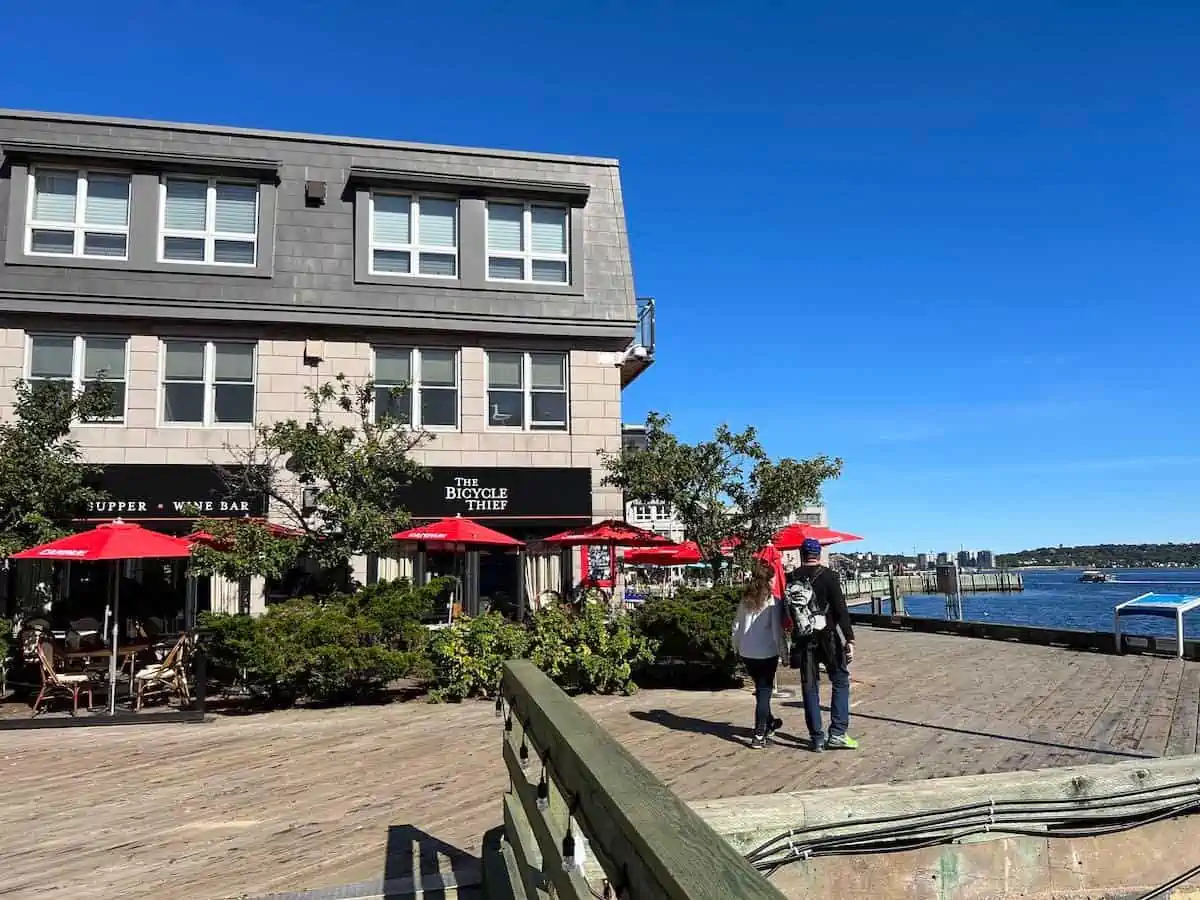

{"left": 1, "top": 628, "right": 1196, "bottom": 899}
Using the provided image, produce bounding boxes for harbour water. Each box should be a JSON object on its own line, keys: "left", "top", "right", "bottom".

{"left": 902, "top": 568, "right": 1200, "bottom": 638}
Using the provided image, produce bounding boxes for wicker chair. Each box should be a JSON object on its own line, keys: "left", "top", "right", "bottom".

{"left": 33, "top": 640, "right": 93, "bottom": 716}
{"left": 133, "top": 634, "right": 191, "bottom": 710}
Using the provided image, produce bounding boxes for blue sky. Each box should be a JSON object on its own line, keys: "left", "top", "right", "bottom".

{"left": 5, "top": 1, "right": 1199, "bottom": 553}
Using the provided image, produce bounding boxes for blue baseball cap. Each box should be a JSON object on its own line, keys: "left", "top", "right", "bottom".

{"left": 801, "top": 538, "right": 822, "bottom": 559}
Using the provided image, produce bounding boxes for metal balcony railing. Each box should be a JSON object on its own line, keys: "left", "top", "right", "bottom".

{"left": 620, "top": 297, "right": 656, "bottom": 389}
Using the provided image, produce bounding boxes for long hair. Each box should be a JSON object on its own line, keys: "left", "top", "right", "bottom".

{"left": 740, "top": 560, "right": 774, "bottom": 612}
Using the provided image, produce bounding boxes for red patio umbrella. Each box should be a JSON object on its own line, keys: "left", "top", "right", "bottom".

{"left": 12, "top": 520, "right": 193, "bottom": 561}
{"left": 12, "top": 520, "right": 194, "bottom": 714}
{"left": 392, "top": 516, "right": 524, "bottom": 619}
{"left": 544, "top": 520, "right": 671, "bottom": 589}
{"left": 624, "top": 541, "right": 704, "bottom": 565}
{"left": 773, "top": 523, "right": 863, "bottom": 550}
{"left": 756, "top": 544, "right": 787, "bottom": 599}
{"left": 392, "top": 515, "right": 524, "bottom": 551}
{"left": 186, "top": 519, "right": 305, "bottom": 549}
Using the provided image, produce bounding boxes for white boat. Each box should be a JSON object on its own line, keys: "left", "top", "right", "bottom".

{"left": 1080, "top": 570, "right": 1114, "bottom": 583}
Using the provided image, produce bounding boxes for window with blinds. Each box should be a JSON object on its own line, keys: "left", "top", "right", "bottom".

{"left": 485, "top": 350, "right": 569, "bottom": 431}
{"left": 486, "top": 202, "right": 569, "bottom": 284}
{"left": 160, "top": 177, "right": 259, "bottom": 266}
{"left": 26, "top": 334, "right": 128, "bottom": 422}
{"left": 369, "top": 193, "right": 458, "bottom": 277}
{"left": 26, "top": 169, "right": 131, "bottom": 260}
{"left": 372, "top": 346, "right": 460, "bottom": 428}
{"left": 161, "top": 340, "right": 256, "bottom": 426}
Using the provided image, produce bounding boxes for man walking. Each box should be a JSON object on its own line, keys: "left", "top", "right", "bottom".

{"left": 785, "top": 538, "right": 858, "bottom": 751}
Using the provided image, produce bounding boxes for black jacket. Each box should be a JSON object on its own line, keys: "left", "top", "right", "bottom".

{"left": 786, "top": 565, "right": 854, "bottom": 643}
{"left": 786, "top": 565, "right": 854, "bottom": 677}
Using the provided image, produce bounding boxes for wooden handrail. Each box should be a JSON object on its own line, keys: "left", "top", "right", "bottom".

{"left": 496, "top": 659, "right": 785, "bottom": 899}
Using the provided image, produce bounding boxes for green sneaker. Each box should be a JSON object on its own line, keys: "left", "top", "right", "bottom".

{"left": 825, "top": 733, "right": 859, "bottom": 750}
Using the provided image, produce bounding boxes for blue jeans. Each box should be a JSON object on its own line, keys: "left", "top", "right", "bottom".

{"left": 798, "top": 639, "right": 850, "bottom": 739}
{"left": 741, "top": 655, "right": 779, "bottom": 736}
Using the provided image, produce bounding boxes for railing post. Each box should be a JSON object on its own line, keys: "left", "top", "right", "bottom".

{"left": 493, "top": 660, "right": 786, "bottom": 900}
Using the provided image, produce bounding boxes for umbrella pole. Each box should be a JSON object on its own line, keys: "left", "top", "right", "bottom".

{"left": 108, "top": 563, "right": 120, "bottom": 716}
{"left": 610, "top": 539, "right": 617, "bottom": 610}
{"left": 515, "top": 549, "right": 525, "bottom": 622}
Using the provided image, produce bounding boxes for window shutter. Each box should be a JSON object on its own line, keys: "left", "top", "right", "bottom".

{"left": 164, "top": 180, "right": 208, "bottom": 231}
{"left": 419, "top": 199, "right": 457, "bottom": 247}
{"left": 531, "top": 207, "right": 567, "bottom": 253}
{"left": 33, "top": 171, "right": 78, "bottom": 222}
{"left": 84, "top": 175, "right": 130, "bottom": 227}
{"left": 214, "top": 184, "right": 257, "bottom": 234}
{"left": 487, "top": 203, "right": 523, "bottom": 251}
{"left": 373, "top": 195, "right": 411, "bottom": 244}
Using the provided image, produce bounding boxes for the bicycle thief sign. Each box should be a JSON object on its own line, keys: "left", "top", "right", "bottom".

{"left": 396, "top": 466, "right": 592, "bottom": 522}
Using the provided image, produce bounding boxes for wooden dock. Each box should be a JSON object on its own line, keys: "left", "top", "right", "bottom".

{"left": 1, "top": 626, "right": 1196, "bottom": 900}
{"left": 844, "top": 570, "right": 1023, "bottom": 604}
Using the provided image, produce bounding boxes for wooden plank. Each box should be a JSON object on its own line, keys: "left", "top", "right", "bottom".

{"left": 503, "top": 660, "right": 786, "bottom": 900}
{"left": 1166, "top": 661, "right": 1200, "bottom": 756}
{"left": 1, "top": 628, "right": 1196, "bottom": 900}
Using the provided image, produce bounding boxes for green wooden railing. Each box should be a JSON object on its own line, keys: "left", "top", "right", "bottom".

{"left": 487, "top": 660, "right": 785, "bottom": 900}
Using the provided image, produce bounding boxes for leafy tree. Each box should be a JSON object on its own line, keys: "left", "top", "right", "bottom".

{"left": 207, "top": 376, "right": 431, "bottom": 582}
{"left": 998, "top": 543, "right": 1200, "bottom": 568}
{"left": 187, "top": 516, "right": 302, "bottom": 583}
{"left": 602, "top": 412, "right": 842, "bottom": 578}
{"left": 0, "top": 379, "right": 114, "bottom": 557}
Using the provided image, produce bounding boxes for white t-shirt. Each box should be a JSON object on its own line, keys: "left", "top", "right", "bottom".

{"left": 732, "top": 596, "right": 784, "bottom": 659}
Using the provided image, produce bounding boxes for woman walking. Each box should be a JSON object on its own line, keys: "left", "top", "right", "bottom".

{"left": 732, "top": 564, "right": 786, "bottom": 749}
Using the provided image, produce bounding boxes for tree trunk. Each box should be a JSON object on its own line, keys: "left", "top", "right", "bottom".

{"left": 709, "top": 557, "right": 723, "bottom": 585}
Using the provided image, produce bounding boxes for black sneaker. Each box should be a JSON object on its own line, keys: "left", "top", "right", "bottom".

{"left": 809, "top": 734, "right": 825, "bottom": 753}
{"left": 766, "top": 717, "right": 783, "bottom": 741}
{"left": 750, "top": 733, "right": 767, "bottom": 750}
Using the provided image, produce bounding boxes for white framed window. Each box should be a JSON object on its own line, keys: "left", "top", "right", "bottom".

{"left": 485, "top": 351, "right": 568, "bottom": 431}
{"left": 160, "top": 340, "right": 256, "bottom": 426}
{"left": 159, "top": 176, "right": 259, "bottom": 266}
{"left": 25, "top": 334, "right": 128, "bottom": 423}
{"left": 26, "top": 168, "right": 131, "bottom": 260}
{"left": 631, "top": 504, "right": 651, "bottom": 522}
{"left": 369, "top": 193, "right": 458, "bottom": 277}
{"left": 486, "top": 201, "right": 569, "bottom": 284}
{"left": 372, "top": 347, "right": 460, "bottom": 429}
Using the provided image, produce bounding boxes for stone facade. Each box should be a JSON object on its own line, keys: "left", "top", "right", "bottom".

{"left": 0, "top": 324, "right": 624, "bottom": 518}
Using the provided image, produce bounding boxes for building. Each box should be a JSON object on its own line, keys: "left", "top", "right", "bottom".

{"left": 976, "top": 550, "right": 995, "bottom": 569}
{"left": 0, "top": 108, "right": 654, "bottom": 614}
{"left": 916, "top": 553, "right": 929, "bottom": 570}
{"left": 957, "top": 550, "right": 974, "bottom": 569}
{"left": 936, "top": 552, "right": 950, "bottom": 566}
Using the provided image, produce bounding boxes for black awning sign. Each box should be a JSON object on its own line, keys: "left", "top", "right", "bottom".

{"left": 396, "top": 467, "right": 592, "bottom": 522}
{"left": 444, "top": 476, "right": 510, "bottom": 513}
{"left": 81, "top": 464, "right": 267, "bottom": 520}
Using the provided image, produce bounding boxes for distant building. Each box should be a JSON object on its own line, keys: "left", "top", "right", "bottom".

{"left": 917, "top": 553, "right": 929, "bottom": 570}
{"left": 621, "top": 423, "right": 648, "bottom": 453}
{"left": 957, "top": 550, "right": 974, "bottom": 568}
{"left": 976, "top": 550, "right": 995, "bottom": 569}
{"left": 627, "top": 500, "right": 685, "bottom": 543}
{"left": 936, "top": 552, "right": 950, "bottom": 565}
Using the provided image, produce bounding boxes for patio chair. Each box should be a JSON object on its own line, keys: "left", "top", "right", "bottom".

{"left": 133, "top": 633, "right": 191, "bottom": 710}
{"left": 32, "top": 639, "right": 93, "bottom": 716}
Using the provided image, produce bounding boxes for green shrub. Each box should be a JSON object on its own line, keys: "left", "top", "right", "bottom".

{"left": 528, "top": 602, "right": 657, "bottom": 695}
{"left": 199, "top": 609, "right": 260, "bottom": 685}
{"left": 198, "top": 583, "right": 433, "bottom": 706}
{"left": 0, "top": 617, "right": 10, "bottom": 685}
{"left": 426, "top": 612, "right": 530, "bottom": 702}
{"left": 634, "top": 586, "right": 743, "bottom": 688}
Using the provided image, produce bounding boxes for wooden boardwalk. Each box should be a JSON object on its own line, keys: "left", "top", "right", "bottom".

{"left": 2, "top": 627, "right": 1199, "bottom": 900}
